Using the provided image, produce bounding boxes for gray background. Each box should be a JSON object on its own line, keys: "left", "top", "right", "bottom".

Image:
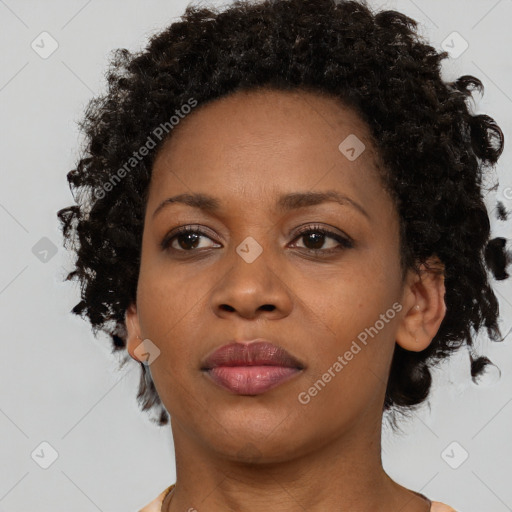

{"left": 1, "top": 0, "right": 511, "bottom": 511}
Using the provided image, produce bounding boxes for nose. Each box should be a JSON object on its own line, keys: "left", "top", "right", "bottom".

{"left": 208, "top": 244, "right": 293, "bottom": 320}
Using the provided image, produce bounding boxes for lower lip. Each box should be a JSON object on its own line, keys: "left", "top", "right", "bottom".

{"left": 204, "top": 366, "right": 301, "bottom": 395}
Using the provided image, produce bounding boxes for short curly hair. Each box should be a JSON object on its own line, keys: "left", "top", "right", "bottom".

{"left": 57, "top": 0, "right": 510, "bottom": 427}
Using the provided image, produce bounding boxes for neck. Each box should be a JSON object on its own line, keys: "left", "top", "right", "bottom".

{"left": 164, "top": 411, "right": 429, "bottom": 512}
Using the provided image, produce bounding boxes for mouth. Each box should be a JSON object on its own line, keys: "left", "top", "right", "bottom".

{"left": 200, "top": 340, "right": 305, "bottom": 395}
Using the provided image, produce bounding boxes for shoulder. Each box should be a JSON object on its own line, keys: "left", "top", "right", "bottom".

{"left": 138, "top": 484, "right": 175, "bottom": 512}
{"left": 431, "top": 501, "right": 458, "bottom": 512}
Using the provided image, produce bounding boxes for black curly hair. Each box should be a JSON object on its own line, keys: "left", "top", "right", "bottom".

{"left": 57, "top": 0, "right": 510, "bottom": 428}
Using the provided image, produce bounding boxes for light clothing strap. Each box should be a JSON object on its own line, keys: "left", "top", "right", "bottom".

{"left": 138, "top": 484, "right": 458, "bottom": 511}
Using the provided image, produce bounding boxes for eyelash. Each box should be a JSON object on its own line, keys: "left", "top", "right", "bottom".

{"left": 161, "top": 224, "right": 354, "bottom": 255}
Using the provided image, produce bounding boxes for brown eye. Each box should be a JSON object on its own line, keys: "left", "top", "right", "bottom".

{"left": 160, "top": 224, "right": 353, "bottom": 256}
{"left": 161, "top": 225, "right": 219, "bottom": 252}
{"left": 291, "top": 225, "right": 353, "bottom": 254}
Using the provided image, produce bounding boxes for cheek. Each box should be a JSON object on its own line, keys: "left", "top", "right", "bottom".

{"left": 294, "top": 267, "right": 399, "bottom": 388}
{"left": 295, "top": 262, "right": 395, "bottom": 339}
{"left": 296, "top": 300, "right": 397, "bottom": 423}
{"left": 135, "top": 266, "right": 206, "bottom": 374}
{"left": 137, "top": 255, "right": 210, "bottom": 325}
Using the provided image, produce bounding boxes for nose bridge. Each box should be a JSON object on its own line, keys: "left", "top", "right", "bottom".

{"left": 209, "top": 229, "right": 292, "bottom": 318}
{"left": 229, "top": 231, "right": 275, "bottom": 296}
{"left": 227, "top": 200, "right": 274, "bottom": 266}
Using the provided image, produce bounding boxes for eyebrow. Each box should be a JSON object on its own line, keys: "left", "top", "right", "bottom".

{"left": 152, "top": 190, "right": 370, "bottom": 220}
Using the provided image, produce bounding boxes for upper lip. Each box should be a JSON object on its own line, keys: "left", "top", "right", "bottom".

{"left": 201, "top": 339, "right": 305, "bottom": 370}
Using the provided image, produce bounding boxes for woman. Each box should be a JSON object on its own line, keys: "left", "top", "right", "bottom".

{"left": 57, "top": 0, "right": 508, "bottom": 510}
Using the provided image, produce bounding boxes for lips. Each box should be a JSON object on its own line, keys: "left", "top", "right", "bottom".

{"left": 201, "top": 339, "right": 304, "bottom": 395}
{"left": 201, "top": 340, "right": 304, "bottom": 369}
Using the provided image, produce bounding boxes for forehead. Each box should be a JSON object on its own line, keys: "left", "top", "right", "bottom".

{"left": 154, "top": 87, "right": 376, "bottom": 162}
{"left": 149, "top": 87, "right": 386, "bottom": 212}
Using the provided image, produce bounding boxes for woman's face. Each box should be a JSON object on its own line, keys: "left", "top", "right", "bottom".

{"left": 126, "top": 88, "right": 427, "bottom": 462}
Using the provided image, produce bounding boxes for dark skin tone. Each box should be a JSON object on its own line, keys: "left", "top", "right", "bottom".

{"left": 125, "top": 88, "right": 446, "bottom": 511}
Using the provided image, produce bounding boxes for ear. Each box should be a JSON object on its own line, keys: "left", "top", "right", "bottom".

{"left": 125, "top": 302, "right": 143, "bottom": 362}
{"left": 395, "top": 256, "right": 447, "bottom": 352}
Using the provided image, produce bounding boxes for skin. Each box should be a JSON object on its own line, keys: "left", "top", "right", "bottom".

{"left": 125, "top": 88, "right": 446, "bottom": 512}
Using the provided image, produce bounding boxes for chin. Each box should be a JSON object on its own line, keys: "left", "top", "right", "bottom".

{"left": 198, "top": 414, "right": 309, "bottom": 463}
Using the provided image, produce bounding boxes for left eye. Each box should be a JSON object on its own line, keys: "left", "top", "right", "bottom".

{"left": 290, "top": 226, "right": 353, "bottom": 253}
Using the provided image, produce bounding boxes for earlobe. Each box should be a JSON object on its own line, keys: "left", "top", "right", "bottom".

{"left": 125, "top": 303, "right": 143, "bottom": 361}
{"left": 395, "top": 258, "right": 447, "bottom": 353}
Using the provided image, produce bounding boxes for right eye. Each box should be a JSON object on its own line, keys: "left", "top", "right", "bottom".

{"left": 161, "top": 225, "right": 221, "bottom": 252}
